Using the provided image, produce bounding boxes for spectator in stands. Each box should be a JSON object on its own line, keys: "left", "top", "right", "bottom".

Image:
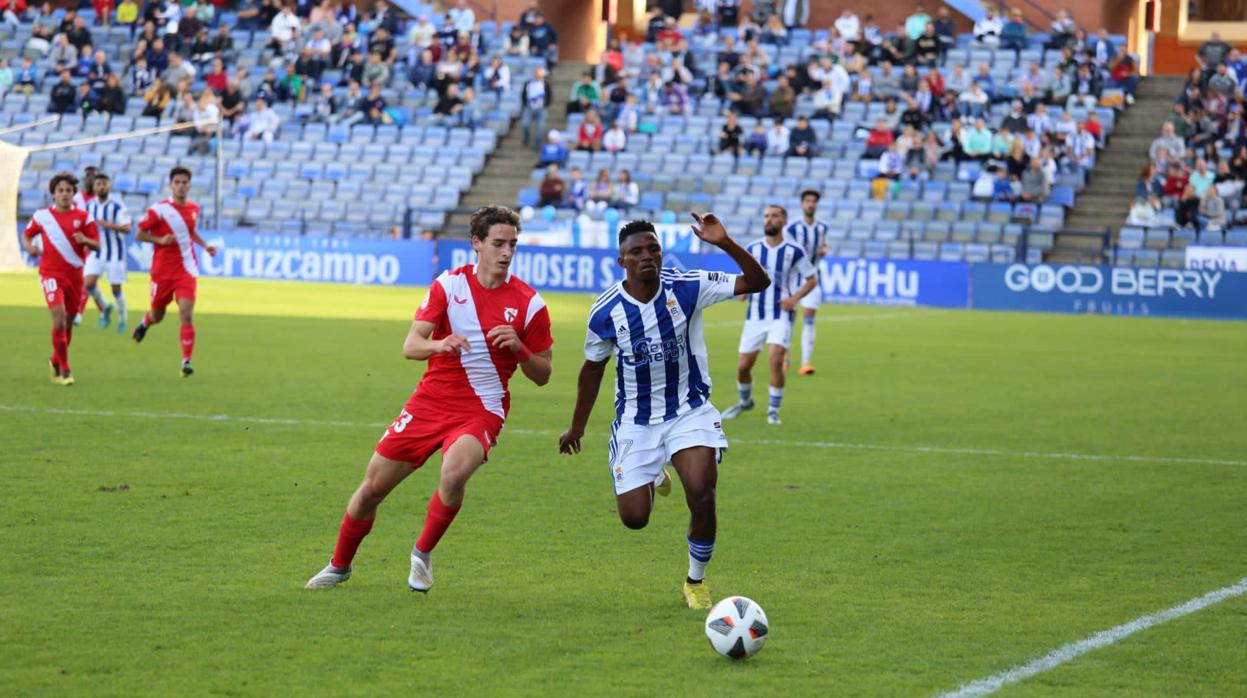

{"left": 603, "top": 121, "right": 627, "bottom": 153}
{"left": 537, "top": 130, "right": 567, "bottom": 167}
{"left": 188, "top": 89, "right": 219, "bottom": 154}
{"left": 244, "top": 97, "right": 279, "bottom": 142}
{"left": 434, "top": 81, "right": 464, "bottom": 122}
{"left": 743, "top": 122, "right": 768, "bottom": 156}
{"left": 66, "top": 14, "right": 92, "bottom": 50}
{"left": 1208, "top": 62, "right": 1238, "bottom": 98}
{"left": 992, "top": 167, "right": 1019, "bottom": 202}
{"left": 1175, "top": 183, "right": 1201, "bottom": 229}
{"left": 764, "top": 119, "right": 790, "bottom": 157}
{"left": 1, "top": 0, "right": 26, "bottom": 27}
{"left": 1001, "top": 8, "right": 1027, "bottom": 55}
{"left": 527, "top": 13, "right": 557, "bottom": 60}
{"left": 202, "top": 57, "right": 227, "bottom": 94}
{"left": 1189, "top": 158, "right": 1215, "bottom": 197}
{"left": 834, "top": 8, "right": 861, "bottom": 45}
{"left": 728, "top": 70, "right": 766, "bottom": 116}
{"left": 864, "top": 119, "right": 893, "bottom": 157}
{"left": 1198, "top": 186, "right": 1228, "bottom": 231}
{"left": 762, "top": 13, "right": 787, "bottom": 45}
{"left": 268, "top": 4, "right": 300, "bottom": 54}
{"left": 661, "top": 80, "right": 689, "bottom": 114}
{"left": 877, "top": 142, "right": 904, "bottom": 179}
{"left": 538, "top": 164, "right": 565, "bottom": 207}
{"left": 576, "top": 109, "right": 604, "bottom": 151}
{"left": 812, "top": 77, "right": 843, "bottom": 121}
{"left": 973, "top": 8, "right": 1002, "bottom": 46}
{"left": 308, "top": 81, "right": 341, "bottom": 123}
{"left": 1136, "top": 164, "right": 1164, "bottom": 201}
{"left": 788, "top": 116, "right": 817, "bottom": 158}
{"left": 586, "top": 168, "right": 612, "bottom": 214}
{"left": 614, "top": 169, "right": 639, "bottom": 209}
{"left": 163, "top": 51, "right": 195, "bottom": 88}
{"left": 521, "top": 67, "right": 551, "bottom": 149}
{"left": 0, "top": 58, "right": 11, "bottom": 94}
{"left": 482, "top": 55, "right": 510, "bottom": 94}
{"left": 1196, "top": 31, "right": 1232, "bottom": 76}
{"left": 142, "top": 76, "right": 171, "bottom": 118}
{"left": 447, "top": 0, "right": 474, "bottom": 34}
{"left": 910, "top": 131, "right": 943, "bottom": 178}
{"left": 768, "top": 73, "right": 795, "bottom": 118}
{"left": 1068, "top": 64, "right": 1101, "bottom": 109}
{"left": 961, "top": 118, "right": 992, "bottom": 161}
{"left": 568, "top": 71, "right": 602, "bottom": 115}
{"left": 220, "top": 78, "right": 244, "bottom": 125}
{"left": 1047, "top": 65, "right": 1072, "bottom": 105}
{"left": 97, "top": 73, "right": 125, "bottom": 115}
{"left": 170, "top": 89, "right": 195, "bottom": 126}
{"left": 958, "top": 82, "right": 989, "bottom": 118}
{"left": 503, "top": 23, "right": 529, "bottom": 56}
{"left": 49, "top": 34, "right": 77, "bottom": 72}
{"left": 407, "top": 49, "right": 435, "bottom": 88}
{"left": 362, "top": 51, "right": 389, "bottom": 87}
{"left": 1150, "top": 122, "right": 1186, "bottom": 165}
{"left": 48, "top": 69, "right": 75, "bottom": 113}
{"left": 718, "top": 111, "right": 743, "bottom": 155}
{"left": 1064, "top": 122, "right": 1096, "bottom": 170}
{"left": 914, "top": 23, "right": 940, "bottom": 67}
{"left": 76, "top": 81, "right": 97, "bottom": 115}
{"left": 1046, "top": 9, "right": 1075, "bottom": 50}
{"left": 566, "top": 166, "right": 588, "bottom": 211}
{"left": 13, "top": 56, "right": 37, "bottom": 94}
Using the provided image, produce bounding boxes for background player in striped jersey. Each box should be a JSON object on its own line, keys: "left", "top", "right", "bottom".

{"left": 22, "top": 172, "right": 100, "bottom": 385}
{"left": 783, "top": 190, "right": 829, "bottom": 376}
{"left": 70, "top": 165, "right": 98, "bottom": 327}
{"left": 558, "top": 215, "right": 770, "bottom": 609}
{"left": 82, "top": 173, "right": 132, "bottom": 333}
{"left": 132, "top": 167, "right": 217, "bottom": 377}
{"left": 723, "top": 205, "right": 818, "bottom": 425}
{"left": 307, "top": 206, "right": 554, "bottom": 592}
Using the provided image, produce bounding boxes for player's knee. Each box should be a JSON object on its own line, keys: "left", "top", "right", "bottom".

{"left": 620, "top": 510, "right": 650, "bottom": 530}
{"left": 688, "top": 486, "right": 716, "bottom": 515}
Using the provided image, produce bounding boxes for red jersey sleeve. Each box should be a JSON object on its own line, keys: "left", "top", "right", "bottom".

{"left": 23, "top": 216, "right": 42, "bottom": 239}
{"left": 522, "top": 296, "right": 554, "bottom": 354}
{"left": 138, "top": 207, "right": 160, "bottom": 231}
{"left": 414, "top": 279, "right": 448, "bottom": 324}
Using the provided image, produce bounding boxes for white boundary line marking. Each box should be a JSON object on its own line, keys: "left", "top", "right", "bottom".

{"left": 934, "top": 576, "right": 1247, "bottom": 698}
{"left": 2, "top": 404, "right": 1242, "bottom": 468}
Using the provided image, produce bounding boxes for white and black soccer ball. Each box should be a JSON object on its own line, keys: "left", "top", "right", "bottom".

{"left": 704, "top": 596, "right": 769, "bottom": 659}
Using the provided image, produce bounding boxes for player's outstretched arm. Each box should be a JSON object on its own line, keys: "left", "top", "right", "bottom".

{"left": 781, "top": 274, "right": 820, "bottom": 311}
{"left": 691, "top": 212, "right": 770, "bottom": 296}
{"left": 403, "top": 320, "right": 469, "bottom": 361}
{"left": 559, "top": 359, "right": 608, "bottom": 455}
{"left": 189, "top": 229, "right": 218, "bottom": 257}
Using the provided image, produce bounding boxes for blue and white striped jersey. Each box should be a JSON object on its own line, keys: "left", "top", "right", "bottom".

{"left": 745, "top": 238, "right": 816, "bottom": 322}
{"left": 585, "top": 268, "right": 739, "bottom": 426}
{"left": 84, "top": 197, "right": 131, "bottom": 263}
{"left": 784, "top": 217, "right": 829, "bottom": 262}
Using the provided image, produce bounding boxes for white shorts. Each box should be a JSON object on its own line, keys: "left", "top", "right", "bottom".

{"left": 799, "top": 279, "right": 823, "bottom": 310}
{"left": 738, "top": 318, "right": 794, "bottom": 353}
{"left": 83, "top": 254, "right": 128, "bottom": 284}
{"left": 608, "top": 402, "right": 728, "bottom": 496}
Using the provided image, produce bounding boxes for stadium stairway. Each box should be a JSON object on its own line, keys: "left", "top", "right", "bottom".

{"left": 444, "top": 61, "right": 588, "bottom": 235}
{"left": 1050, "top": 75, "right": 1187, "bottom": 262}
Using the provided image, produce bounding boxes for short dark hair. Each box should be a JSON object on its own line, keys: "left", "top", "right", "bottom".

{"left": 92, "top": 172, "right": 110, "bottom": 182}
{"left": 469, "top": 205, "right": 521, "bottom": 240}
{"left": 618, "top": 219, "right": 657, "bottom": 246}
{"left": 765, "top": 204, "right": 788, "bottom": 218}
{"left": 799, "top": 189, "right": 820, "bottom": 201}
{"left": 49, "top": 171, "right": 78, "bottom": 195}
{"left": 169, "top": 166, "right": 192, "bottom": 181}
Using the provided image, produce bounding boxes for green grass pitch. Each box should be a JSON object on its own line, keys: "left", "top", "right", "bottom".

{"left": 1, "top": 270, "right": 1245, "bottom": 696}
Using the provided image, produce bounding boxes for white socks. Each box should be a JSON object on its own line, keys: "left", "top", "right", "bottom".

{"left": 801, "top": 319, "right": 816, "bottom": 366}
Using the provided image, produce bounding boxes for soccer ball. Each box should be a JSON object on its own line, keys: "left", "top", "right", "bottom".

{"left": 704, "top": 596, "right": 769, "bottom": 659}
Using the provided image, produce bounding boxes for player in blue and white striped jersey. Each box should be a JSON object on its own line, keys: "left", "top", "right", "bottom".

{"left": 724, "top": 205, "right": 818, "bottom": 426}
{"left": 81, "top": 174, "right": 132, "bottom": 333}
{"left": 783, "top": 189, "right": 829, "bottom": 376}
{"left": 559, "top": 214, "right": 770, "bottom": 610}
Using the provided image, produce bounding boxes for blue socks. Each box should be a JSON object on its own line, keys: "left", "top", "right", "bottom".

{"left": 688, "top": 536, "right": 715, "bottom": 582}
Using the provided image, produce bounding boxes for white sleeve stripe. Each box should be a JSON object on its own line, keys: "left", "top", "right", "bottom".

{"left": 523, "top": 293, "right": 547, "bottom": 328}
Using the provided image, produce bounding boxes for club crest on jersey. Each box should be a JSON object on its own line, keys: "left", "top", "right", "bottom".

{"left": 666, "top": 297, "right": 681, "bottom": 319}
{"left": 504, "top": 307, "right": 518, "bottom": 322}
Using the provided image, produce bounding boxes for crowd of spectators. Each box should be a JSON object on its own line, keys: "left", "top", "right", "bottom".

{"left": 1134, "top": 32, "right": 1246, "bottom": 233}
{"left": 4, "top": 0, "right": 558, "bottom": 150}
{"left": 525, "top": 2, "right": 1134, "bottom": 211}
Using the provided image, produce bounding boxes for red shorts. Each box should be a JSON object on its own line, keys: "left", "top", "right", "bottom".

{"left": 40, "top": 273, "right": 83, "bottom": 316}
{"left": 150, "top": 273, "right": 197, "bottom": 309}
{"left": 374, "top": 394, "right": 505, "bottom": 469}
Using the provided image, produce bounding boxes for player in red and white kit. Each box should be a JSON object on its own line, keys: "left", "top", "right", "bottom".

{"left": 306, "top": 206, "right": 554, "bottom": 592}
{"left": 23, "top": 171, "right": 101, "bottom": 386}
{"left": 131, "top": 166, "right": 217, "bottom": 377}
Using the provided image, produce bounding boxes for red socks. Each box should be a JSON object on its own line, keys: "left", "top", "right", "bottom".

{"left": 51, "top": 328, "right": 68, "bottom": 372}
{"left": 415, "top": 490, "right": 461, "bottom": 555}
{"left": 331, "top": 513, "right": 375, "bottom": 569}
{"left": 180, "top": 323, "right": 195, "bottom": 361}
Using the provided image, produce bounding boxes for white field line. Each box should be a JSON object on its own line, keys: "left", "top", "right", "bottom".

{"left": 702, "top": 309, "right": 943, "bottom": 329}
{"left": 2, "top": 404, "right": 1243, "bottom": 468}
{"left": 935, "top": 576, "right": 1247, "bottom": 698}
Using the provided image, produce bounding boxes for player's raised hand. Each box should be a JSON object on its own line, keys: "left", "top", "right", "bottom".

{"left": 205, "top": 245, "right": 218, "bottom": 257}
{"left": 690, "top": 212, "right": 729, "bottom": 246}
{"left": 486, "top": 324, "right": 522, "bottom": 352}
{"left": 438, "top": 333, "right": 471, "bottom": 354}
{"left": 558, "top": 427, "right": 584, "bottom": 455}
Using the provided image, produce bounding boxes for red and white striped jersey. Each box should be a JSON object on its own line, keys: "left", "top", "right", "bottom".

{"left": 413, "top": 264, "right": 554, "bottom": 419}
{"left": 24, "top": 207, "right": 99, "bottom": 277}
{"left": 139, "top": 199, "right": 201, "bottom": 278}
